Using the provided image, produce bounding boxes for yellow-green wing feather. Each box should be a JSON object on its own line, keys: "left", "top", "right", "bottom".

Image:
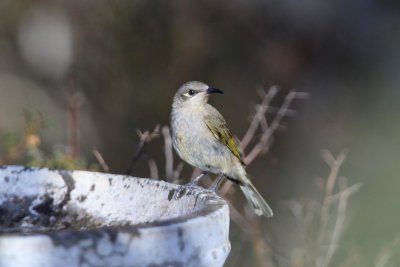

{"left": 204, "top": 113, "right": 244, "bottom": 165}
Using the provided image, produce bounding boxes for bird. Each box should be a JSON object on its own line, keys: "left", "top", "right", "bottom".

{"left": 170, "top": 81, "right": 273, "bottom": 217}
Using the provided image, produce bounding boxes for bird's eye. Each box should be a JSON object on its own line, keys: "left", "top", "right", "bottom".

{"left": 183, "top": 90, "right": 196, "bottom": 97}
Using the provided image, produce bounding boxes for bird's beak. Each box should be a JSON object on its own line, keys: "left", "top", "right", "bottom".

{"left": 206, "top": 87, "right": 224, "bottom": 94}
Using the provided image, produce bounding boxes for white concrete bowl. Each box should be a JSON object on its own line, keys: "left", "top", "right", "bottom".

{"left": 0, "top": 165, "right": 230, "bottom": 267}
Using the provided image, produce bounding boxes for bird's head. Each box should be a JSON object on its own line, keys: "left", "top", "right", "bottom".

{"left": 173, "top": 81, "right": 223, "bottom": 109}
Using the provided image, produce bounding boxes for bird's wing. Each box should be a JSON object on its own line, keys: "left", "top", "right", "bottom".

{"left": 204, "top": 109, "right": 244, "bottom": 165}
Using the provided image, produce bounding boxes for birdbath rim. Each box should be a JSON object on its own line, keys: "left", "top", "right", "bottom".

{"left": 0, "top": 165, "right": 228, "bottom": 234}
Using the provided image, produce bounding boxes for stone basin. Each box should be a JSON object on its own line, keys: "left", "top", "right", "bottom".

{"left": 0, "top": 165, "right": 230, "bottom": 267}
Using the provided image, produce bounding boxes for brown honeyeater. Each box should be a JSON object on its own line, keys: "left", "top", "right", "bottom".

{"left": 170, "top": 81, "right": 273, "bottom": 217}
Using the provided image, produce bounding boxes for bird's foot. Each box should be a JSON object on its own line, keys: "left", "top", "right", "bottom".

{"left": 173, "top": 179, "right": 205, "bottom": 200}
{"left": 173, "top": 171, "right": 208, "bottom": 199}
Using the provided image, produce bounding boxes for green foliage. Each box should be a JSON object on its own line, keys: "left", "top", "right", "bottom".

{"left": 0, "top": 110, "right": 98, "bottom": 171}
{"left": 1, "top": 130, "right": 18, "bottom": 152}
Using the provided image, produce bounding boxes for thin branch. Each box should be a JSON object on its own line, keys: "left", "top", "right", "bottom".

{"left": 318, "top": 150, "right": 348, "bottom": 244}
{"left": 319, "top": 178, "right": 360, "bottom": 267}
{"left": 191, "top": 168, "right": 203, "bottom": 182}
{"left": 259, "top": 112, "right": 270, "bottom": 132}
{"left": 244, "top": 90, "right": 301, "bottom": 165}
{"left": 240, "top": 86, "right": 278, "bottom": 151}
{"left": 162, "top": 126, "right": 174, "bottom": 180}
{"left": 263, "top": 106, "right": 297, "bottom": 117}
{"left": 220, "top": 179, "right": 236, "bottom": 196}
{"left": 375, "top": 235, "right": 400, "bottom": 267}
{"left": 92, "top": 147, "right": 110, "bottom": 172}
{"left": 228, "top": 194, "right": 275, "bottom": 267}
{"left": 252, "top": 220, "right": 275, "bottom": 267}
{"left": 125, "top": 124, "right": 160, "bottom": 175}
{"left": 322, "top": 149, "right": 348, "bottom": 208}
{"left": 172, "top": 162, "right": 185, "bottom": 182}
{"left": 228, "top": 201, "right": 253, "bottom": 235}
{"left": 147, "top": 158, "right": 159, "bottom": 179}
{"left": 221, "top": 89, "right": 306, "bottom": 205}
{"left": 326, "top": 182, "right": 362, "bottom": 205}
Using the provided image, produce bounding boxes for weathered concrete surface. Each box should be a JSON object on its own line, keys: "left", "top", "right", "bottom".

{"left": 0, "top": 165, "right": 230, "bottom": 267}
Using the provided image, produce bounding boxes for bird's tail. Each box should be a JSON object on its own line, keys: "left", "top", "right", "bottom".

{"left": 239, "top": 177, "right": 273, "bottom": 217}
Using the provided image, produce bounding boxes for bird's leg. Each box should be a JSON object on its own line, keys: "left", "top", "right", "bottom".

{"left": 209, "top": 173, "right": 225, "bottom": 192}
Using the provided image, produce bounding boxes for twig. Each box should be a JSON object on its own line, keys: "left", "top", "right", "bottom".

{"left": 374, "top": 235, "right": 400, "bottom": 267}
{"left": 172, "top": 162, "right": 185, "bottom": 182}
{"left": 162, "top": 126, "right": 174, "bottom": 180}
{"left": 125, "top": 124, "right": 160, "bottom": 175}
{"left": 92, "top": 147, "right": 110, "bottom": 172}
{"left": 322, "top": 150, "right": 347, "bottom": 204}
{"left": 244, "top": 90, "right": 302, "bottom": 165}
{"left": 251, "top": 220, "right": 275, "bottom": 267}
{"left": 228, "top": 201, "right": 253, "bottom": 235}
{"left": 147, "top": 158, "right": 159, "bottom": 179}
{"left": 319, "top": 178, "right": 361, "bottom": 267}
{"left": 191, "top": 168, "right": 203, "bottom": 182}
{"left": 220, "top": 179, "right": 236, "bottom": 196}
{"left": 228, "top": 198, "right": 275, "bottom": 267}
{"left": 221, "top": 89, "right": 306, "bottom": 204}
{"left": 326, "top": 182, "right": 362, "bottom": 205}
{"left": 259, "top": 112, "right": 270, "bottom": 133}
{"left": 318, "top": 150, "right": 348, "bottom": 244}
{"left": 263, "top": 106, "right": 297, "bottom": 117}
{"left": 240, "top": 86, "right": 278, "bottom": 151}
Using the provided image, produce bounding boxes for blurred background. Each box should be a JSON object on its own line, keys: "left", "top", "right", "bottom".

{"left": 1, "top": 0, "right": 399, "bottom": 266}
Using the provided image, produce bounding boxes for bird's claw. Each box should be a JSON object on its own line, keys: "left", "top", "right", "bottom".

{"left": 173, "top": 182, "right": 203, "bottom": 200}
